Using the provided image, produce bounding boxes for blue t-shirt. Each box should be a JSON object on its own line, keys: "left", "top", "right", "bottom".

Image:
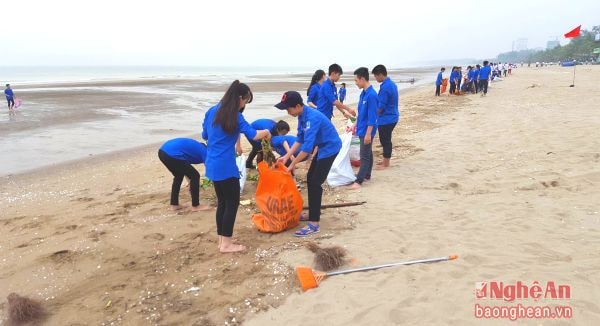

{"left": 339, "top": 87, "right": 346, "bottom": 101}
{"left": 4, "top": 89, "right": 14, "bottom": 99}
{"left": 377, "top": 77, "right": 399, "bottom": 125}
{"left": 357, "top": 86, "right": 379, "bottom": 138}
{"left": 316, "top": 78, "right": 338, "bottom": 119}
{"left": 468, "top": 69, "right": 476, "bottom": 81}
{"left": 307, "top": 83, "right": 320, "bottom": 105}
{"left": 449, "top": 71, "right": 457, "bottom": 82}
{"left": 436, "top": 72, "right": 443, "bottom": 86}
{"left": 271, "top": 135, "right": 299, "bottom": 156}
{"left": 202, "top": 103, "right": 258, "bottom": 181}
{"left": 296, "top": 105, "right": 341, "bottom": 159}
{"left": 474, "top": 69, "right": 480, "bottom": 79}
{"left": 479, "top": 65, "right": 492, "bottom": 80}
{"left": 246, "top": 119, "right": 276, "bottom": 145}
{"left": 160, "top": 138, "right": 207, "bottom": 164}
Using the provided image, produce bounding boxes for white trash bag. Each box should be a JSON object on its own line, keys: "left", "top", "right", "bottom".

{"left": 327, "top": 132, "right": 356, "bottom": 187}
{"left": 236, "top": 154, "right": 247, "bottom": 193}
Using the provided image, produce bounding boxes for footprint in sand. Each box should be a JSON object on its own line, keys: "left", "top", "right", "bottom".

{"left": 143, "top": 233, "right": 166, "bottom": 241}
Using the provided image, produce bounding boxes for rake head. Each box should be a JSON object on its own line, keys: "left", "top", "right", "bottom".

{"left": 296, "top": 266, "right": 327, "bottom": 291}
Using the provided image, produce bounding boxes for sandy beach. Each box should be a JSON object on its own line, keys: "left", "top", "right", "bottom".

{"left": 1, "top": 66, "right": 599, "bottom": 325}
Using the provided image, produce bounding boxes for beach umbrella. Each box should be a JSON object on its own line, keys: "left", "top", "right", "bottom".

{"left": 296, "top": 255, "right": 458, "bottom": 291}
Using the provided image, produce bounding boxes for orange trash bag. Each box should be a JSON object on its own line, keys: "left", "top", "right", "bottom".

{"left": 251, "top": 161, "right": 303, "bottom": 233}
{"left": 441, "top": 78, "right": 448, "bottom": 94}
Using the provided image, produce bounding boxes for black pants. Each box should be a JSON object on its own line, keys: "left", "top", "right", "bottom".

{"left": 307, "top": 154, "right": 337, "bottom": 222}
{"left": 449, "top": 82, "right": 456, "bottom": 95}
{"left": 474, "top": 80, "right": 479, "bottom": 93}
{"left": 479, "top": 80, "right": 489, "bottom": 94}
{"left": 355, "top": 137, "right": 373, "bottom": 184}
{"left": 158, "top": 150, "right": 200, "bottom": 206}
{"left": 435, "top": 85, "right": 441, "bottom": 96}
{"left": 213, "top": 177, "right": 240, "bottom": 237}
{"left": 378, "top": 122, "right": 396, "bottom": 158}
{"left": 7, "top": 98, "right": 14, "bottom": 108}
{"left": 246, "top": 141, "right": 263, "bottom": 168}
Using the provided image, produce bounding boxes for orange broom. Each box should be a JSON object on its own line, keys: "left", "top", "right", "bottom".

{"left": 296, "top": 255, "right": 458, "bottom": 291}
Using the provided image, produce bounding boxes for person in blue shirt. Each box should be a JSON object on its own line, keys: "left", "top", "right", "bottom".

{"left": 158, "top": 138, "right": 212, "bottom": 212}
{"left": 244, "top": 119, "right": 290, "bottom": 169}
{"left": 456, "top": 67, "right": 463, "bottom": 92}
{"left": 306, "top": 69, "right": 325, "bottom": 109}
{"left": 271, "top": 134, "right": 300, "bottom": 158}
{"left": 338, "top": 83, "right": 347, "bottom": 103}
{"left": 435, "top": 67, "right": 445, "bottom": 96}
{"left": 202, "top": 80, "right": 272, "bottom": 253}
{"left": 478, "top": 61, "right": 492, "bottom": 96}
{"left": 5, "top": 84, "right": 15, "bottom": 111}
{"left": 448, "top": 67, "right": 457, "bottom": 95}
{"left": 473, "top": 64, "right": 481, "bottom": 93}
{"left": 349, "top": 67, "right": 378, "bottom": 189}
{"left": 372, "top": 65, "right": 399, "bottom": 170}
{"left": 316, "top": 63, "right": 356, "bottom": 119}
{"left": 275, "top": 91, "right": 342, "bottom": 237}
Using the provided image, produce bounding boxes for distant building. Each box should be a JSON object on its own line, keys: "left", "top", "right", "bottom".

{"left": 515, "top": 38, "right": 528, "bottom": 51}
{"left": 547, "top": 40, "right": 560, "bottom": 49}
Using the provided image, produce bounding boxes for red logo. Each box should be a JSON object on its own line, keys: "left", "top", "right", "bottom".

{"left": 281, "top": 93, "right": 287, "bottom": 102}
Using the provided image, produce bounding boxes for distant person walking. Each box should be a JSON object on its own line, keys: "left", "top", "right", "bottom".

{"left": 338, "top": 83, "right": 347, "bottom": 103}
{"left": 5, "top": 84, "right": 15, "bottom": 111}
{"left": 435, "top": 67, "right": 445, "bottom": 96}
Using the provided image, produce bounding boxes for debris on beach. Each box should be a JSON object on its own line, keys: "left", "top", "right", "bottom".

{"left": 6, "top": 293, "right": 48, "bottom": 325}
{"left": 305, "top": 242, "right": 348, "bottom": 271}
{"left": 261, "top": 139, "right": 277, "bottom": 167}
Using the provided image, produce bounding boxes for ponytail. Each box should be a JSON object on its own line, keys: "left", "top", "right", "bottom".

{"left": 214, "top": 80, "right": 253, "bottom": 134}
{"left": 306, "top": 69, "right": 325, "bottom": 95}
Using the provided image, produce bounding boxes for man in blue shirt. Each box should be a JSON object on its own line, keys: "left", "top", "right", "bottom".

{"left": 244, "top": 119, "right": 290, "bottom": 169}
{"left": 435, "top": 67, "right": 445, "bottom": 96}
{"left": 275, "top": 91, "right": 342, "bottom": 237}
{"left": 372, "top": 64, "right": 398, "bottom": 170}
{"left": 350, "top": 67, "right": 378, "bottom": 189}
{"left": 4, "top": 84, "right": 15, "bottom": 111}
{"left": 338, "top": 83, "right": 347, "bottom": 103}
{"left": 478, "top": 60, "right": 492, "bottom": 96}
{"left": 473, "top": 64, "right": 481, "bottom": 93}
{"left": 448, "top": 67, "right": 457, "bottom": 95}
{"left": 158, "top": 138, "right": 212, "bottom": 212}
{"left": 316, "top": 63, "right": 356, "bottom": 119}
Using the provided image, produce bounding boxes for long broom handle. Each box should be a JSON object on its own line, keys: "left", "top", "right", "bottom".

{"left": 326, "top": 255, "right": 458, "bottom": 276}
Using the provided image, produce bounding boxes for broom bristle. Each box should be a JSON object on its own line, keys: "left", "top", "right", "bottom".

{"left": 7, "top": 293, "right": 48, "bottom": 325}
{"left": 313, "top": 246, "right": 348, "bottom": 272}
{"left": 305, "top": 242, "right": 321, "bottom": 253}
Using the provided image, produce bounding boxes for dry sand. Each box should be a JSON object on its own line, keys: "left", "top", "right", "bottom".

{"left": 1, "top": 66, "right": 599, "bottom": 325}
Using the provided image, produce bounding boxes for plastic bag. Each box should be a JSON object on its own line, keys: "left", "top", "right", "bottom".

{"left": 251, "top": 161, "right": 303, "bottom": 233}
{"left": 326, "top": 132, "right": 356, "bottom": 187}
{"left": 236, "top": 154, "right": 247, "bottom": 193}
{"left": 349, "top": 135, "right": 361, "bottom": 166}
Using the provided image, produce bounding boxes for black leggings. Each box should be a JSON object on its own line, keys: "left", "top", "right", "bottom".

{"left": 213, "top": 177, "right": 240, "bottom": 237}
{"left": 7, "top": 98, "right": 14, "bottom": 108}
{"left": 158, "top": 150, "right": 200, "bottom": 206}
{"left": 479, "top": 80, "right": 489, "bottom": 94}
{"left": 246, "top": 141, "right": 263, "bottom": 168}
{"left": 378, "top": 122, "right": 396, "bottom": 159}
{"left": 307, "top": 154, "right": 337, "bottom": 222}
{"left": 449, "top": 82, "right": 456, "bottom": 95}
{"left": 435, "top": 85, "right": 441, "bottom": 96}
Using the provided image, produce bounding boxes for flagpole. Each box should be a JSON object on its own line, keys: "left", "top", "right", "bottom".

{"left": 570, "top": 64, "right": 576, "bottom": 87}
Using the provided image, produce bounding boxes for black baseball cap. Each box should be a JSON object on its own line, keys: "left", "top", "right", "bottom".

{"left": 275, "top": 91, "right": 304, "bottom": 110}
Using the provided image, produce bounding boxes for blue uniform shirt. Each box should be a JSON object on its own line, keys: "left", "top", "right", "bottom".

{"left": 479, "top": 65, "right": 492, "bottom": 80}
{"left": 202, "top": 103, "right": 258, "bottom": 181}
{"left": 436, "top": 72, "right": 443, "bottom": 86}
{"left": 339, "top": 87, "right": 346, "bottom": 101}
{"left": 316, "top": 78, "right": 338, "bottom": 119}
{"left": 468, "top": 69, "right": 475, "bottom": 82}
{"left": 160, "top": 138, "right": 207, "bottom": 164}
{"left": 296, "top": 105, "right": 341, "bottom": 159}
{"left": 4, "top": 88, "right": 14, "bottom": 99}
{"left": 474, "top": 69, "right": 480, "bottom": 80}
{"left": 307, "top": 83, "right": 320, "bottom": 106}
{"left": 377, "top": 77, "right": 399, "bottom": 126}
{"left": 357, "top": 86, "right": 379, "bottom": 138}
{"left": 271, "top": 135, "right": 299, "bottom": 156}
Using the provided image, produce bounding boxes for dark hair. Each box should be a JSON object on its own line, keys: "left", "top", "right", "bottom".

{"left": 328, "top": 63, "right": 343, "bottom": 76}
{"left": 5, "top": 84, "right": 9, "bottom": 87}
{"left": 354, "top": 67, "right": 369, "bottom": 81}
{"left": 273, "top": 120, "right": 290, "bottom": 135}
{"left": 476, "top": 64, "right": 481, "bottom": 68}
{"left": 483, "top": 60, "right": 489, "bottom": 65}
{"left": 372, "top": 64, "right": 387, "bottom": 76}
{"left": 214, "top": 80, "right": 253, "bottom": 134}
{"left": 441, "top": 67, "right": 446, "bottom": 71}
{"left": 307, "top": 69, "right": 325, "bottom": 95}
{"left": 341, "top": 83, "right": 346, "bottom": 87}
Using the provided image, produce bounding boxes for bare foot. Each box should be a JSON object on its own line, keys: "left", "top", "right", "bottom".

{"left": 219, "top": 243, "right": 246, "bottom": 253}
{"left": 170, "top": 205, "right": 187, "bottom": 211}
{"left": 348, "top": 182, "right": 361, "bottom": 190}
{"left": 191, "top": 205, "right": 213, "bottom": 212}
{"left": 376, "top": 164, "right": 389, "bottom": 170}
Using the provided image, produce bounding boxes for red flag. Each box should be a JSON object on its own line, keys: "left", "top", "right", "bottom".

{"left": 564, "top": 25, "right": 581, "bottom": 38}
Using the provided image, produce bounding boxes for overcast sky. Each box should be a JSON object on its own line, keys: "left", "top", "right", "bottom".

{"left": 3, "top": 0, "right": 599, "bottom": 67}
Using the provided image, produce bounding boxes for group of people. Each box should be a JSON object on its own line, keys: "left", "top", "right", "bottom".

{"left": 435, "top": 60, "right": 516, "bottom": 97}
{"left": 158, "top": 63, "right": 400, "bottom": 253}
